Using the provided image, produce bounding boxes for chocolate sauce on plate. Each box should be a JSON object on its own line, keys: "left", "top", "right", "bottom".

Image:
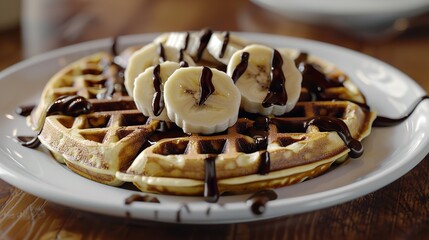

{"left": 373, "top": 95, "right": 429, "bottom": 127}
{"left": 246, "top": 189, "right": 278, "bottom": 215}
{"left": 125, "top": 194, "right": 160, "bottom": 204}
{"left": 176, "top": 204, "right": 191, "bottom": 222}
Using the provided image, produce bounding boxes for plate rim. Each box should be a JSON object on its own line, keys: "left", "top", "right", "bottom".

{"left": 250, "top": 0, "right": 429, "bottom": 16}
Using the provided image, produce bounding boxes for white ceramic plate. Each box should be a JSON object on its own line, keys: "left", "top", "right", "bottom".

{"left": 251, "top": 0, "right": 429, "bottom": 29}
{"left": 0, "top": 33, "right": 428, "bottom": 224}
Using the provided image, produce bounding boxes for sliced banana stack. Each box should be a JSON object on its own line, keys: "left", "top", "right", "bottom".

{"left": 227, "top": 44, "right": 302, "bottom": 116}
{"left": 155, "top": 29, "right": 220, "bottom": 66}
{"left": 125, "top": 42, "right": 195, "bottom": 97}
{"left": 206, "top": 31, "right": 248, "bottom": 65}
{"left": 164, "top": 66, "right": 241, "bottom": 134}
{"left": 133, "top": 61, "right": 181, "bottom": 121}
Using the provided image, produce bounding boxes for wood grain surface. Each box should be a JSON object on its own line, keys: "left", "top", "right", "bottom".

{"left": 1, "top": 0, "right": 429, "bottom": 239}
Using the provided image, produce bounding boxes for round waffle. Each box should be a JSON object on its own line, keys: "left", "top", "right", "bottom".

{"left": 30, "top": 32, "right": 375, "bottom": 199}
{"left": 32, "top": 49, "right": 158, "bottom": 186}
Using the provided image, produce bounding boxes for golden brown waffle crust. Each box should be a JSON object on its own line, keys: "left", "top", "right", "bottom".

{"left": 117, "top": 101, "right": 375, "bottom": 195}
{"left": 39, "top": 107, "right": 158, "bottom": 186}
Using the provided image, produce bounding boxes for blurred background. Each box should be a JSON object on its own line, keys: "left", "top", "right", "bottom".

{"left": 1, "top": 0, "right": 428, "bottom": 91}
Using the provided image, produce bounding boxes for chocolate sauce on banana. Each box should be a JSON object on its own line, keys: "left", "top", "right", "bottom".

{"left": 262, "top": 49, "right": 288, "bottom": 107}
{"left": 196, "top": 29, "right": 213, "bottom": 62}
{"left": 158, "top": 43, "right": 166, "bottom": 63}
{"left": 183, "top": 32, "right": 190, "bottom": 50}
{"left": 177, "top": 32, "right": 190, "bottom": 67}
{"left": 247, "top": 190, "right": 278, "bottom": 215}
{"left": 198, "top": 66, "right": 215, "bottom": 106}
{"left": 152, "top": 64, "right": 164, "bottom": 116}
{"left": 219, "top": 31, "right": 230, "bottom": 58}
{"left": 18, "top": 95, "right": 93, "bottom": 148}
{"left": 373, "top": 95, "right": 429, "bottom": 127}
{"left": 179, "top": 49, "right": 189, "bottom": 67}
{"left": 204, "top": 155, "right": 219, "bottom": 203}
{"left": 231, "top": 52, "right": 249, "bottom": 83}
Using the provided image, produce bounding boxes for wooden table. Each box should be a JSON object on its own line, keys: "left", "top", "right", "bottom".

{"left": 1, "top": 0, "right": 429, "bottom": 239}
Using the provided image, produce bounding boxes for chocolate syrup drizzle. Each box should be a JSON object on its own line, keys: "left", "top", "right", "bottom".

{"left": 294, "top": 52, "right": 345, "bottom": 101}
{"left": 152, "top": 64, "right": 164, "bottom": 116}
{"left": 245, "top": 116, "right": 271, "bottom": 174}
{"left": 204, "top": 155, "right": 219, "bottom": 203}
{"left": 99, "top": 37, "right": 128, "bottom": 99}
{"left": 158, "top": 43, "right": 166, "bottom": 63}
{"left": 17, "top": 95, "right": 93, "bottom": 148}
{"left": 262, "top": 49, "right": 288, "bottom": 107}
{"left": 177, "top": 32, "right": 190, "bottom": 67}
{"left": 125, "top": 194, "right": 160, "bottom": 204}
{"left": 246, "top": 189, "right": 278, "bottom": 215}
{"left": 219, "top": 31, "right": 230, "bottom": 58}
{"left": 231, "top": 52, "right": 249, "bottom": 83}
{"left": 196, "top": 29, "right": 213, "bottom": 62}
{"left": 176, "top": 204, "right": 191, "bottom": 222}
{"left": 198, "top": 66, "right": 215, "bottom": 106}
{"left": 15, "top": 105, "right": 35, "bottom": 117}
{"left": 183, "top": 32, "right": 190, "bottom": 51}
{"left": 373, "top": 95, "right": 429, "bottom": 127}
{"left": 270, "top": 116, "right": 363, "bottom": 158}
{"left": 178, "top": 49, "right": 189, "bottom": 67}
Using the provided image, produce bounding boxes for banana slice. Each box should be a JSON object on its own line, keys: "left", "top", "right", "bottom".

{"left": 156, "top": 30, "right": 220, "bottom": 66}
{"left": 124, "top": 42, "right": 195, "bottom": 97}
{"left": 133, "top": 61, "right": 181, "bottom": 121}
{"left": 206, "top": 31, "right": 248, "bottom": 65}
{"left": 164, "top": 66, "right": 241, "bottom": 134}
{"left": 227, "top": 44, "right": 302, "bottom": 116}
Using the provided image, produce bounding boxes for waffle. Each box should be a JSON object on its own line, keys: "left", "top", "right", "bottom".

{"left": 117, "top": 100, "right": 374, "bottom": 197}
{"left": 32, "top": 50, "right": 159, "bottom": 186}
{"left": 30, "top": 33, "right": 375, "bottom": 198}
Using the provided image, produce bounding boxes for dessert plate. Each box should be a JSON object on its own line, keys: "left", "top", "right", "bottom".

{"left": 0, "top": 33, "right": 428, "bottom": 224}
{"left": 251, "top": 0, "right": 429, "bottom": 29}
